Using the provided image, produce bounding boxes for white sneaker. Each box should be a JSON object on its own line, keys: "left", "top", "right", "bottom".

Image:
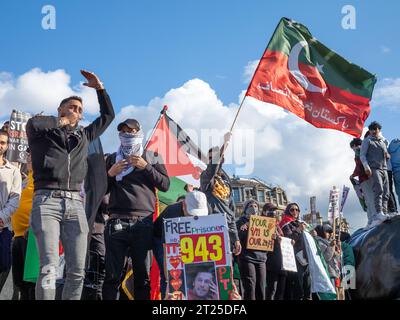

{"left": 368, "top": 219, "right": 382, "bottom": 228}
{"left": 376, "top": 212, "right": 389, "bottom": 221}
{"left": 387, "top": 212, "right": 399, "bottom": 218}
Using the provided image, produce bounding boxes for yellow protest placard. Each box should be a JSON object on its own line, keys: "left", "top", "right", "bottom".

{"left": 246, "top": 215, "right": 276, "bottom": 251}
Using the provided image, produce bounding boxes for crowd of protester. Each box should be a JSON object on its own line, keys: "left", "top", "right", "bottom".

{"left": 0, "top": 71, "right": 398, "bottom": 300}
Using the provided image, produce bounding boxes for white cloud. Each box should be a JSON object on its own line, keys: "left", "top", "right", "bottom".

{"left": 243, "top": 60, "right": 260, "bottom": 83}
{"left": 101, "top": 77, "right": 364, "bottom": 230}
{"left": 373, "top": 78, "right": 400, "bottom": 110}
{"left": 0, "top": 68, "right": 99, "bottom": 119}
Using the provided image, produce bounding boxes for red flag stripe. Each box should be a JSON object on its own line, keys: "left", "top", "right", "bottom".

{"left": 246, "top": 50, "right": 371, "bottom": 137}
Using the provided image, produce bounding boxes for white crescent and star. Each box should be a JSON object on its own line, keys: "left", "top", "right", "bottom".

{"left": 288, "top": 41, "right": 327, "bottom": 94}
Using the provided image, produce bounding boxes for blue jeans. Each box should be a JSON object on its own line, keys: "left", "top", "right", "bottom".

{"left": 152, "top": 237, "right": 167, "bottom": 299}
{"left": 30, "top": 190, "right": 89, "bottom": 300}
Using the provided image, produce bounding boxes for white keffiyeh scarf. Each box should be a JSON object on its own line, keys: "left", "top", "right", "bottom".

{"left": 115, "top": 131, "right": 144, "bottom": 181}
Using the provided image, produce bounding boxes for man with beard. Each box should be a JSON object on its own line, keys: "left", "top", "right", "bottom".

{"left": 187, "top": 269, "right": 218, "bottom": 300}
{"left": 0, "top": 129, "right": 22, "bottom": 294}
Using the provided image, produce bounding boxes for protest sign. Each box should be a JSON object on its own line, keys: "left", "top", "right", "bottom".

{"left": 280, "top": 236, "right": 297, "bottom": 272}
{"left": 163, "top": 214, "right": 232, "bottom": 300}
{"left": 246, "top": 215, "right": 276, "bottom": 251}
{"left": 5, "top": 110, "right": 31, "bottom": 163}
{"left": 328, "top": 186, "right": 340, "bottom": 224}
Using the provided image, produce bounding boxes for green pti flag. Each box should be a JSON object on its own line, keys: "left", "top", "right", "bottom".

{"left": 146, "top": 108, "right": 207, "bottom": 207}
{"left": 246, "top": 17, "right": 377, "bottom": 138}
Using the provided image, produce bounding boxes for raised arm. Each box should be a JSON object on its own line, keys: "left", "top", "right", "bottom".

{"left": 81, "top": 70, "right": 115, "bottom": 142}
{"left": 200, "top": 132, "right": 232, "bottom": 192}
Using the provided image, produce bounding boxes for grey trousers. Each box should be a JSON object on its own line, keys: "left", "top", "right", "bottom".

{"left": 30, "top": 190, "right": 89, "bottom": 300}
{"left": 371, "top": 169, "right": 390, "bottom": 213}
{"left": 360, "top": 178, "right": 376, "bottom": 224}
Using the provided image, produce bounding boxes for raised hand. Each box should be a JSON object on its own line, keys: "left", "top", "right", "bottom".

{"left": 80, "top": 69, "right": 104, "bottom": 90}
{"left": 223, "top": 131, "right": 232, "bottom": 145}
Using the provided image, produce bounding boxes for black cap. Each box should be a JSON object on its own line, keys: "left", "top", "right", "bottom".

{"left": 117, "top": 119, "right": 141, "bottom": 132}
{"left": 323, "top": 224, "right": 333, "bottom": 233}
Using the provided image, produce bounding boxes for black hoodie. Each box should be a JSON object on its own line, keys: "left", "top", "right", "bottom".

{"left": 106, "top": 150, "right": 170, "bottom": 217}
{"left": 27, "top": 89, "right": 115, "bottom": 191}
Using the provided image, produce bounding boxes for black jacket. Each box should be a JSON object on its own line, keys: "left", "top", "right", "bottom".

{"left": 26, "top": 89, "right": 115, "bottom": 191}
{"left": 153, "top": 201, "right": 184, "bottom": 240}
{"left": 200, "top": 163, "right": 239, "bottom": 243}
{"left": 266, "top": 238, "right": 283, "bottom": 273}
{"left": 236, "top": 216, "right": 268, "bottom": 263}
{"left": 281, "top": 219, "right": 308, "bottom": 263}
{"left": 106, "top": 150, "right": 170, "bottom": 216}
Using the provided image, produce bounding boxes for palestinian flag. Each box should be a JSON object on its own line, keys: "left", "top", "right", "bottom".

{"left": 146, "top": 108, "right": 207, "bottom": 207}
{"left": 23, "top": 229, "right": 64, "bottom": 283}
{"left": 246, "top": 17, "right": 377, "bottom": 137}
{"left": 303, "top": 231, "right": 337, "bottom": 300}
{"left": 145, "top": 107, "right": 207, "bottom": 299}
{"left": 23, "top": 138, "right": 106, "bottom": 284}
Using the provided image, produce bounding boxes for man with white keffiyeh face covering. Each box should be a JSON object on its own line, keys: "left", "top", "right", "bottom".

{"left": 115, "top": 119, "right": 144, "bottom": 181}
{"left": 103, "top": 118, "right": 170, "bottom": 300}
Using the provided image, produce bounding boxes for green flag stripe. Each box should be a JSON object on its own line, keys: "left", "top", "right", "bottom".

{"left": 266, "top": 18, "right": 376, "bottom": 99}
{"left": 158, "top": 176, "right": 187, "bottom": 206}
{"left": 314, "top": 237, "right": 337, "bottom": 300}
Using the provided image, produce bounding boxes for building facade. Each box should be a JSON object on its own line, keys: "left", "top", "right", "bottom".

{"left": 231, "top": 176, "right": 289, "bottom": 218}
{"left": 302, "top": 212, "right": 323, "bottom": 226}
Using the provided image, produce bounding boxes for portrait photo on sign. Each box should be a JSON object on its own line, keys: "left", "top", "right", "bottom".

{"left": 184, "top": 262, "right": 218, "bottom": 300}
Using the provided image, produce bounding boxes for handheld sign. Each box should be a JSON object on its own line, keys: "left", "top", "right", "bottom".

{"left": 163, "top": 214, "right": 232, "bottom": 300}
{"left": 246, "top": 215, "right": 276, "bottom": 251}
{"left": 280, "top": 236, "right": 298, "bottom": 272}
{"left": 6, "top": 110, "right": 31, "bottom": 163}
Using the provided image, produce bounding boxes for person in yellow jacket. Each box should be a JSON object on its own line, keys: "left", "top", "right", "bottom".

{"left": 11, "top": 150, "right": 35, "bottom": 300}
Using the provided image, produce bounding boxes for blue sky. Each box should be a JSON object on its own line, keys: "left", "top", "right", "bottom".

{"left": 1, "top": 0, "right": 400, "bottom": 231}
{"left": 1, "top": 0, "right": 400, "bottom": 110}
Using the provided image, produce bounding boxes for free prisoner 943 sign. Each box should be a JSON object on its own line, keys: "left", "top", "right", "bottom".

{"left": 246, "top": 215, "right": 276, "bottom": 252}
{"left": 6, "top": 110, "right": 31, "bottom": 163}
{"left": 163, "top": 214, "right": 233, "bottom": 300}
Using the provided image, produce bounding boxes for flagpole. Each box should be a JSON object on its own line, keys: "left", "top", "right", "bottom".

{"left": 215, "top": 19, "right": 284, "bottom": 171}
{"left": 145, "top": 106, "right": 168, "bottom": 301}
{"left": 144, "top": 105, "right": 168, "bottom": 150}
{"left": 229, "top": 96, "right": 247, "bottom": 133}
